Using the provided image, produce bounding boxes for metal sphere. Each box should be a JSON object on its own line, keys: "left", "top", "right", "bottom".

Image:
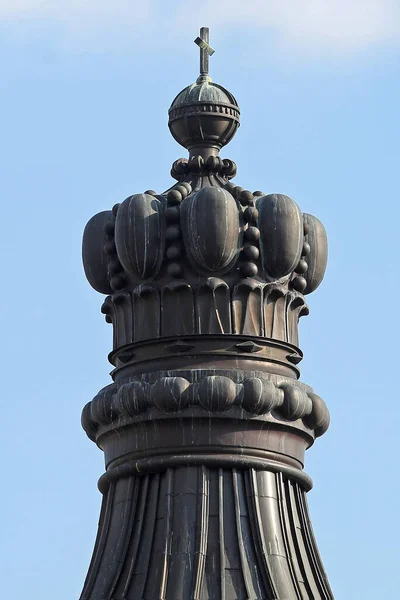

{"left": 244, "top": 206, "right": 259, "bottom": 224}
{"left": 240, "top": 262, "right": 258, "bottom": 277}
{"left": 292, "top": 276, "right": 307, "bottom": 292}
{"left": 244, "top": 226, "right": 260, "bottom": 242}
{"left": 167, "top": 262, "right": 183, "bottom": 278}
{"left": 296, "top": 259, "right": 308, "bottom": 274}
{"left": 164, "top": 207, "right": 180, "bottom": 223}
{"left": 167, "top": 189, "right": 183, "bottom": 206}
{"left": 165, "top": 225, "right": 181, "bottom": 241}
{"left": 243, "top": 245, "right": 260, "bottom": 261}
{"left": 166, "top": 244, "right": 182, "bottom": 260}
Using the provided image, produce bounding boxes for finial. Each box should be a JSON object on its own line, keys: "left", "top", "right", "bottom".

{"left": 194, "top": 27, "right": 214, "bottom": 82}
{"left": 169, "top": 27, "right": 239, "bottom": 154}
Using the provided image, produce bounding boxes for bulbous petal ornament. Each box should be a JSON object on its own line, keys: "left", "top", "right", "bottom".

{"left": 242, "top": 377, "right": 279, "bottom": 415}
{"left": 303, "top": 213, "right": 328, "bottom": 294}
{"left": 303, "top": 392, "right": 330, "bottom": 438}
{"left": 279, "top": 383, "right": 312, "bottom": 420}
{"left": 181, "top": 186, "right": 242, "bottom": 273}
{"left": 151, "top": 377, "right": 190, "bottom": 412}
{"left": 114, "top": 193, "right": 164, "bottom": 281}
{"left": 113, "top": 381, "right": 149, "bottom": 416}
{"left": 258, "top": 194, "right": 303, "bottom": 278}
{"left": 197, "top": 376, "right": 237, "bottom": 411}
{"left": 82, "top": 210, "right": 114, "bottom": 294}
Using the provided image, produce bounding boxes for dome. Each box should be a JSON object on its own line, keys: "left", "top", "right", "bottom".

{"left": 170, "top": 77, "right": 238, "bottom": 108}
{"left": 168, "top": 76, "right": 240, "bottom": 152}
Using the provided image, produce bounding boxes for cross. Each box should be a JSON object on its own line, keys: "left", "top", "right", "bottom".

{"left": 194, "top": 27, "right": 215, "bottom": 78}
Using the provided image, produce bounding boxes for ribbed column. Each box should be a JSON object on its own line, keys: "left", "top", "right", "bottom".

{"left": 81, "top": 466, "right": 332, "bottom": 600}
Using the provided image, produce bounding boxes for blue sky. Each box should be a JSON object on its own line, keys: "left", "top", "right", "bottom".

{"left": 1, "top": 1, "right": 399, "bottom": 598}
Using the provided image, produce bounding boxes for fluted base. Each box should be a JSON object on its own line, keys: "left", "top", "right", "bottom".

{"left": 81, "top": 466, "right": 332, "bottom": 599}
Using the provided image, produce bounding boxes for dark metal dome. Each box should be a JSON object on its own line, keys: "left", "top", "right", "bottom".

{"left": 79, "top": 27, "right": 334, "bottom": 600}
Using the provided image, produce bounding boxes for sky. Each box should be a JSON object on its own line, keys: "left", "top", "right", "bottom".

{"left": 0, "top": 1, "right": 399, "bottom": 598}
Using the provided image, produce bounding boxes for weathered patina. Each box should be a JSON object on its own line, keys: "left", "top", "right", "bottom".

{"left": 80, "top": 28, "right": 333, "bottom": 599}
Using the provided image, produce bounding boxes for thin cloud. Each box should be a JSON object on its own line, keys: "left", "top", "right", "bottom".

{"left": 175, "top": 0, "right": 400, "bottom": 53}
{"left": 0, "top": 0, "right": 152, "bottom": 31}
{"left": 0, "top": 0, "right": 150, "bottom": 20}
{"left": 0, "top": 0, "right": 399, "bottom": 55}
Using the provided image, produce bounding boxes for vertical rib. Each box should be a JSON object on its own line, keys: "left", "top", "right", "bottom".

{"left": 276, "top": 473, "right": 304, "bottom": 598}
{"left": 286, "top": 479, "right": 313, "bottom": 598}
{"left": 232, "top": 469, "right": 257, "bottom": 598}
{"left": 106, "top": 477, "right": 138, "bottom": 598}
{"left": 159, "top": 468, "right": 174, "bottom": 599}
{"left": 192, "top": 466, "right": 210, "bottom": 599}
{"left": 245, "top": 469, "right": 287, "bottom": 599}
{"left": 295, "top": 485, "right": 334, "bottom": 598}
{"left": 121, "top": 474, "right": 150, "bottom": 597}
{"left": 80, "top": 482, "right": 115, "bottom": 599}
{"left": 134, "top": 472, "right": 161, "bottom": 598}
{"left": 165, "top": 467, "right": 202, "bottom": 598}
{"left": 218, "top": 468, "right": 225, "bottom": 600}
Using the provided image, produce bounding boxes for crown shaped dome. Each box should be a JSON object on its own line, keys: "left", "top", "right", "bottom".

{"left": 80, "top": 28, "right": 333, "bottom": 600}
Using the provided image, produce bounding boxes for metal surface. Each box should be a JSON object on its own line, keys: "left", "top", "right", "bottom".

{"left": 194, "top": 27, "right": 215, "bottom": 78}
{"left": 80, "top": 27, "right": 333, "bottom": 599}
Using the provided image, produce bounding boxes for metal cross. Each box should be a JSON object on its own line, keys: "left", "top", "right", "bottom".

{"left": 194, "top": 27, "right": 215, "bottom": 77}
